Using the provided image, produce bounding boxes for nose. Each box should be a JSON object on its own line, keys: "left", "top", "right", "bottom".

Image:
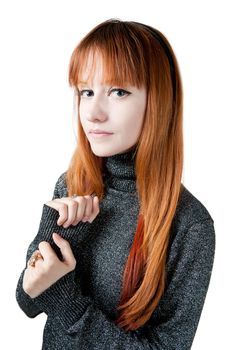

{"left": 86, "top": 96, "right": 108, "bottom": 123}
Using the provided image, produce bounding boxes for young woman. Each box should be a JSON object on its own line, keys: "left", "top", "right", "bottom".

{"left": 16, "top": 19, "right": 215, "bottom": 349}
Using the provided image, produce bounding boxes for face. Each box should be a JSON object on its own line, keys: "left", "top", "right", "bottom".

{"left": 77, "top": 54, "right": 147, "bottom": 157}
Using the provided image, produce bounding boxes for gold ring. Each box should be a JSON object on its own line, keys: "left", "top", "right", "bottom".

{"left": 28, "top": 251, "right": 43, "bottom": 267}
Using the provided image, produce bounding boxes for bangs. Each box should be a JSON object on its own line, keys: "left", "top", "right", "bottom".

{"left": 69, "top": 23, "right": 149, "bottom": 89}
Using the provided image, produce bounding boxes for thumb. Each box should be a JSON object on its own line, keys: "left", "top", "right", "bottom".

{"left": 52, "top": 233, "right": 76, "bottom": 267}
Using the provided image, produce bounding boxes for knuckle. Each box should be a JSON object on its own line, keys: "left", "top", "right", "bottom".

{"left": 71, "top": 259, "right": 76, "bottom": 270}
{"left": 84, "top": 210, "right": 91, "bottom": 218}
{"left": 69, "top": 200, "right": 78, "bottom": 208}
{"left": 63, "top": 220, "right": 71, "bottom": 227}
{"left": 62, "top": 240, "right": 69, "bottom": 247}
{"left": 58, "top": 215, "right": 65, "bottom": 222}
{"left": 77, "top": 213, "right": 83, "bottom": 221}
{"left": 78, "top": 196, "right": 85, "bottom": 204}
{"left": 85, "top": 195, "right": 90, "bottom": 200}
{"left": 38, "top": 241, "right": 45, "bottom": 249}
{"left": 45, "top": 259, "right": 56, "bottom": 271}
{"left": 43, "top": 256, "right": 56, "bottom": 272}
{"left": 60, "top": 203, "right": 67, "bottom": 211}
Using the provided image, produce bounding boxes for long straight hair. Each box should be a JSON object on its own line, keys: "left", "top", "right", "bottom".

{"left": 66, "top": 19, "right": 184, "bottom": 331}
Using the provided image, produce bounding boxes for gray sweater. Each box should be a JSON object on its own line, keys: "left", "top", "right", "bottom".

{"left": 16, "top": 149, "right": 215, "bottom": 349}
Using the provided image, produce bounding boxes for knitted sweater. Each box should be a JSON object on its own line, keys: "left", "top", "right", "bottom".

{"left": 16, "top": 149, "right": 215, "bottom": 350}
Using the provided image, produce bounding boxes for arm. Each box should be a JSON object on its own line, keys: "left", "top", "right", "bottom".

{"left": 29, "top": 209, "right": 216, "bottom": 349}
{"left": 15, "top": 172, "right": 70, "bottom": 318}
{"left": 145, "top": 218, "right": 216, "bottom": 349}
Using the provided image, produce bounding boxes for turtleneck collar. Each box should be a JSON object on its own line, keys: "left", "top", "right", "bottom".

{"left": 103, "top": 147, "right": 137, "bottom": 194}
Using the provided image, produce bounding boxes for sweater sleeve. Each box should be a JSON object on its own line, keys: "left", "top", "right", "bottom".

{"left": 15, "top": 172, "right": 69, "bottom": 318}
{"left": 29, "top": 209, "right": 215, "bottom": 350}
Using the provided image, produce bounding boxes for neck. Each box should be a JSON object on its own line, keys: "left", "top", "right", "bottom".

{"left": 103, "top": 147, "right": 137, "bottom": 194}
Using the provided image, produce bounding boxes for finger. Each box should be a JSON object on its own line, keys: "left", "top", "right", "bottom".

{"left": 45, "top": 199, "right": 60, "bottom": 210}
{"left": 45, "top": 198, "right": 69, "bottom": 226}
{"left": 82, "top": 196, "right": 93, "bottom": 221}
{"left": 87, "top": 196, "right": 100, "bottom": 223}
{"left": 81, "top": 196, "right": 94, "bottom": 222}
{"left": 62, "top": 199, "right": 79, "bottom": 228}
{"left": 27, "top": 249, "right": 44, "bottom": 268}
{"left": 55, "top": 200, "right": 69, "bottom": 226}
{"left": 52, "top": 233, "right": 76, "bottom": 268}
{"left": 47, "top": 198, "right": 74, "bottom": 227}
{"left": 38, "top": 241, "right": 58, "bottom": 262}
{"left": 73, "top": 195, "right": 91, "bottom": 223}
{"left": 71, "top": 196, "right": 87, "bottom": 225}
{"left": 83, "top": 195, "right": 93, "bottom": 219}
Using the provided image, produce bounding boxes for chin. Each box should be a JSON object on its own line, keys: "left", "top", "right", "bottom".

{"left": 90, "top": 146, "right": 120, "bottom": 158}
{"left": 91, "top": 150, "right": 116, "bottom": 157}
{"left": 90, "top": 142, "right": 137, "bottom": 157}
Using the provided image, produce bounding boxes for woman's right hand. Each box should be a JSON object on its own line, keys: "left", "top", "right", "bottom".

{"left": 45, "top": 195, "right": 100, "bottom": 228}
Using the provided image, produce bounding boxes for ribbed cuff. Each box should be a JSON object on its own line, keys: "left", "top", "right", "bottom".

{"left": 37, "top": 204, "right": 90, "bottom": 257}
{"left": 16, "top": 268, "right": 43, "bottom": 318}
{"left": 32, "top": 270, "right": 92, "bottom": 331}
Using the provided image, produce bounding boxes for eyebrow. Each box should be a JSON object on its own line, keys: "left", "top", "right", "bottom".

{"left": 77, "top": 81, "right": 101, "bottom": 87}
{"left": 77, "top": 81, "right": 88, "bottom": 86}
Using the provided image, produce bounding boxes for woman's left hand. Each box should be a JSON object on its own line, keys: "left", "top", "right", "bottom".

{"left": 23, "top": 233, "right": 76, "bottom": 299}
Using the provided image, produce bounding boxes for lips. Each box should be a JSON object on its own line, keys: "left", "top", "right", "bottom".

{"left": 89, "top": 129, "right": 113, "bottom": 134}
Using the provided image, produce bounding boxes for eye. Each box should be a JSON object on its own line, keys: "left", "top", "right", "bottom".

{"left": 77, "top": 87, "right": 131, "bottom": 98}
{"left": 78, "top": 89, "right": 94, "bottom": 98}
{"left": 110, "top": 88, "right": 131, "bottom": 98}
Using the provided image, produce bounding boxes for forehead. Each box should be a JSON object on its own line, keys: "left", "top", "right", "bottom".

{"left": 76, "top": 47, "right": 146, "bottom": 90}
{"left": 78, "top": 51, "right": 107, "bottom": 85}
{"left": 78, "top": 49, "right": 136, "bottom": 88}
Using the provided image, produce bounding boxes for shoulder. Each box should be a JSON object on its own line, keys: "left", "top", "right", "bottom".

{"left": 169, "top": 184, "right": 215, "bottom": 255}
{"left": 167, "top": 184, "right": 216, "bottom": 274}
{"left": 173, "top": 184, "right": 214, "bottom": 228}
{"left": 52, "top": 171, "right": 68, "bottom": 199}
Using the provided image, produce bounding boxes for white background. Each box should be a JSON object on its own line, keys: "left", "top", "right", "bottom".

{"left": 0, "top": 0, "right": 232, "bottom": 349}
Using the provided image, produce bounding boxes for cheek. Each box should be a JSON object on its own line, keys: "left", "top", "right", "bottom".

{"left": 79, "top": 104, "right": 84, "bottom": 119}
{"left": 119, "top": 103, "right": 145, "bottom": 132}
{"left": 79, "top": 105, "right": 86, "bottom": 126}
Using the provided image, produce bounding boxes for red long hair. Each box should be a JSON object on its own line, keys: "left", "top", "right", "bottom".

{"left": 66, "top": 19, "right": 184, "bottom": 331}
